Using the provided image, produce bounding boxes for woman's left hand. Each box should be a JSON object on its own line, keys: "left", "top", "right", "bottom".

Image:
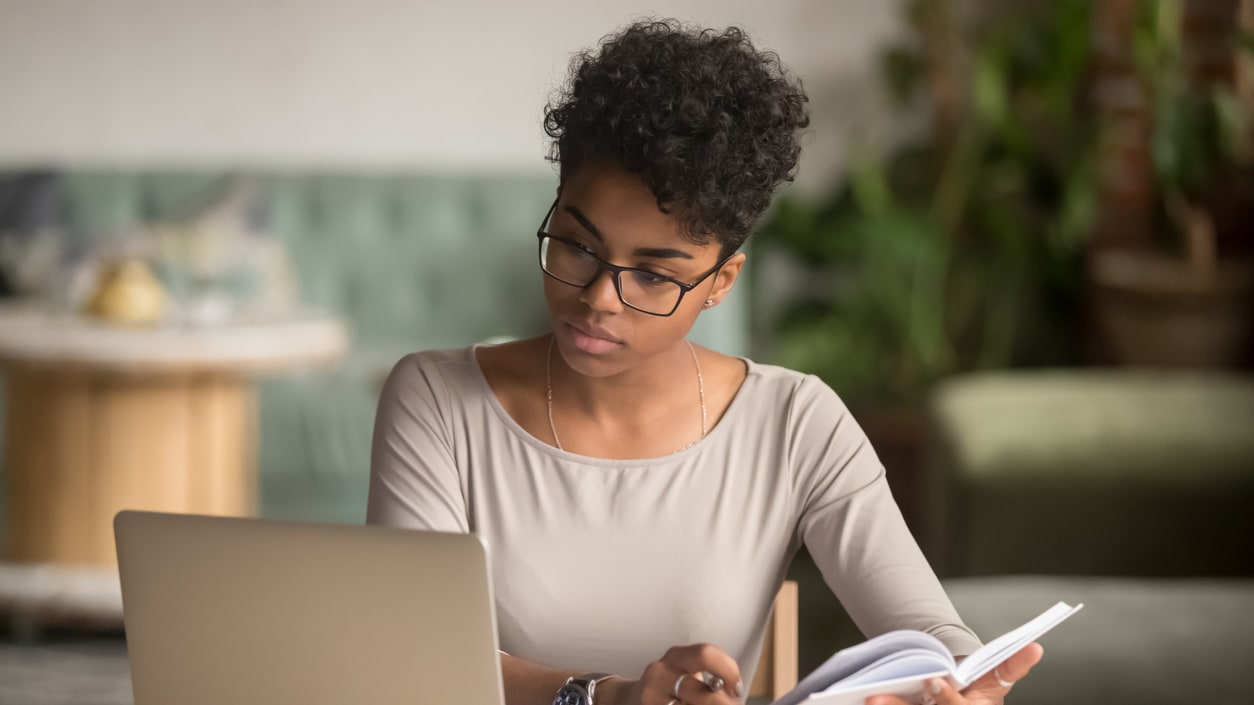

{"left": 865, "top": 642, "right": 1044, "bottom": 705}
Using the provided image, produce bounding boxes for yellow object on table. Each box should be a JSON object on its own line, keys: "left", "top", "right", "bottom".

{"left": 85, "top": 259, "right": 168, "bottom": 325}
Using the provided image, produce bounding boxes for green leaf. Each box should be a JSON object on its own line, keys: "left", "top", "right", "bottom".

{"left": 880, "top": 46, "right": 923, "bottom": 106}
{"left": 972, "top": 47, "right": 1009, "bottom": 127}
{"left": 1213, "top": 89, "right": 1249, "bottom": 156}
{"left": 851, "top": 165, "right": 893, "bottom": 217}
{"left": 1234, "top": 30, "right": 1254, "bottom": 57}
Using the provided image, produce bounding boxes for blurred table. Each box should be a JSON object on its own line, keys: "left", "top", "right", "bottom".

{"left": 0, "top": 303, "right": 349, "bottom": 568}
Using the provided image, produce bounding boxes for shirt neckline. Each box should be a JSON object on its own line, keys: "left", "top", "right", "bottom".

{"left": 466, "top": 342, "right": 757, "bottom": 467}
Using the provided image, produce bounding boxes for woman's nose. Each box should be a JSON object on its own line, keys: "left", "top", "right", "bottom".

{"left": 579, "top": 269, "right": 624, "bottom": 312}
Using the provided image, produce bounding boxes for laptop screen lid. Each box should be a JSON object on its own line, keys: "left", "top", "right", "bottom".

{"left": 114, "top": 510, "right": 504, "bottom": 705}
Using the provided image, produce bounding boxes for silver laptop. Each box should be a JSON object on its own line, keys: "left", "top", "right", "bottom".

{"left": 114, "top": 510, "right": 505, "bottom": 705}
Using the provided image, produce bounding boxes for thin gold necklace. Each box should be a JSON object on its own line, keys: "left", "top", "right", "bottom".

{"left": 545, "top": 335, "right": 706, "bottom": 454}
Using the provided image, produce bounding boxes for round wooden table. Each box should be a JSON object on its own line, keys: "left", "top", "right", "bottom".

{"left": 0, "top": 304, "right": 349, "bottom": 568}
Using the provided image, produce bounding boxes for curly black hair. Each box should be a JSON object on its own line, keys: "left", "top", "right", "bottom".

{"left": 544, "top": 19, "right": 810, "bottom": 256}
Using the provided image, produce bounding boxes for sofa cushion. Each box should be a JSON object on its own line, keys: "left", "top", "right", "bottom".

{"left": 944, "top": 575, "right": 1254, "bottom": 705}
{"left": 926, "top": 370, "right": 1254, "bottom": 577}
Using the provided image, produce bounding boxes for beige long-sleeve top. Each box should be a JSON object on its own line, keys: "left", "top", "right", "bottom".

{"left": 367, "top": 346, "right": 981, "bottom": 687}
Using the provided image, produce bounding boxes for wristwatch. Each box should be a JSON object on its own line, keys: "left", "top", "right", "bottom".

{"left": 552, "top": 672, "right": 614, "bottom": 705}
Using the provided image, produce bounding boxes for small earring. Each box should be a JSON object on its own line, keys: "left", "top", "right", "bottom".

{"left": 704, "top": 299, "right": 715, "bottom": 308}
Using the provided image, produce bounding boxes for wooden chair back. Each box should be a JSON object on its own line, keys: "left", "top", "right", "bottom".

{"left": 748, "top": 580, "right": 798, "bottom": 700}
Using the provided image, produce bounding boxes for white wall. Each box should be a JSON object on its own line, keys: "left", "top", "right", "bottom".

{"left": 0, "top": 0, "right": 904, "bottom": 190}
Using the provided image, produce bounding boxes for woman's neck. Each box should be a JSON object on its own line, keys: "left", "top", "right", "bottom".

{"left": 545, "top": 335, "right": 708, "bottom": 456}
{"left": 547, "top": 336, "right": 700, "bottom": 421}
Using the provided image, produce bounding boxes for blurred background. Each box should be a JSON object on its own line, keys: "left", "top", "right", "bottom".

{"left": 0, "top": 1, "right": 1251, "bottom": 704}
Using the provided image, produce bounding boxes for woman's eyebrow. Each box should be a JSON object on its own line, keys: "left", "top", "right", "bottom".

{"left": 564, "top": 205, "right": 604, "bottom": 240}
{"left": 635, "top": 246, "right": 694, "bottom": 260}
{"left": 564, "top": 205, "right": 695, "bottom": 260}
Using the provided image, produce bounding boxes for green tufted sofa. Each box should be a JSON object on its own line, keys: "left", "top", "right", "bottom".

{"left": 0, "top": 169, "right": 751, "bottom": 528}
{"left": 927, "top": 369, "right": 1254, "bottom": 578}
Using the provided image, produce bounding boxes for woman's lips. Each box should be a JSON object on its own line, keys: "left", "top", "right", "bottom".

{"left": 566, "top": 322, "right": 623, "bottom": 355}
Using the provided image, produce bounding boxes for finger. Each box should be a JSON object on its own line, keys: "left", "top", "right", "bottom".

{"left": 864, "top": 696, "right": 912, "bottom": 705}
{"left": 926, "top": 677, "right": 966, "bottom": 705}
{"left": 639, "top": 659, "right": 687, "bottom": 704}
{"left": 963, "top": 642, "right": 1046, "bottom": 698}
{"left": 998, "top": 642, "right": 1044, "bottom": 684}
{"left": 680, "top": 672, "right": 747, "bottom": 705}
{"left": 641, "top": 659, "right": 736, "bottom": 705}
{"left": 662, "top": 644, "right": 743, "bottom": 698}
{"left": 697, "top": 670, "right": 724, "bottom": 693}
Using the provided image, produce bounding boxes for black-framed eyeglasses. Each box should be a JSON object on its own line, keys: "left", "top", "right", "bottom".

{"left": 535, "top": 198, "right": 729, "bottom": 317}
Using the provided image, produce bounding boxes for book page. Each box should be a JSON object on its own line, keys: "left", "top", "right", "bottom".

{"left": 770, "top": 631, "right": 954, "bottom": 705}
{"left": 803, "top": 670, "right": 952, "bottom": 705}
{"left": 954, "top": 602, "right": 1084, "bottom": 686}
{"left": 771, "top": 601, "right": 1084, "bottom": 705}
{"left": 827, "top": 649, "right": 957, "bottom": 688}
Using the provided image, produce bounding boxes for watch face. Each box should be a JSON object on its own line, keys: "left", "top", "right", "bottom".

{"left": 554, "top": 684, "right": 591, "bottom": 705}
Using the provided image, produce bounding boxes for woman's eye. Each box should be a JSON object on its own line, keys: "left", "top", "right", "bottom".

{"left": 570, "top": 241, "right": 598, "bottom": 257}
{"left": 633, "top": 270, "right": 671, "bottom": 286}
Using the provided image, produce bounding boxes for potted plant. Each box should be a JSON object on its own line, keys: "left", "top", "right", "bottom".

{"left": 1087, "top": 0, "right": 1254, "bottom": 367}
{"left": 754, "top": 0, "right": 1098, "bottom": 530}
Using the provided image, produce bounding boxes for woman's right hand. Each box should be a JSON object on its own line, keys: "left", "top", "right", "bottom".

{"left": 599, "top": 643, "right": 744, "bottom": 705}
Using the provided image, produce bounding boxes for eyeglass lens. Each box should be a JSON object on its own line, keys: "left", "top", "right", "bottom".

{"left": 540, "top": 237, "right": 682, "bottom": 315}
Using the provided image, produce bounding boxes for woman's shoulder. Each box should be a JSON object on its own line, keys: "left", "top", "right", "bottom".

{"left": 381, "top": 344, "right": 502, "bottom": 410}
{"left": 380, "top": 341, "right": 537, "bottom": 421}
{"left": 473, "top": 335, "right": 545, "bottom": 374}
{"left": 390, "top": 337, "right": 541, "bottom": 377}
{"left": 388, "top": 345, "right": 477, "bottom": 383}
{"left": 731, "top": 357, "right": 854, "bottom": 422}
{"left": 739, "top": 356, "right": 837, "bottom": 397}
{"left": 472, "top": 336, "right": 547, "bottom": 394}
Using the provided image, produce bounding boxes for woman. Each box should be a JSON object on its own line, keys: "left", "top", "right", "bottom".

{"left": 368, "top": 19, "right": 1042, "bottom": 705}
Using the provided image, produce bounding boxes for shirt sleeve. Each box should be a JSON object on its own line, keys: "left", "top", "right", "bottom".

{"left": 366, "top": 352, "right": 470, "bottom": 533}
{"left": 788, "top": 375, "right": 983, "bottom": 657}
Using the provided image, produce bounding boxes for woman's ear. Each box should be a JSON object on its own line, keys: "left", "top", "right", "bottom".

{"left": 704, "top": 252, "right": 747, "bottom": 308}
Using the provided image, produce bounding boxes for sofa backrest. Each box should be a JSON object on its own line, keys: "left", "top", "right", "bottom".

{"left": 925, "top": 369, "right": 1254, "bottom": 578}
{"left": 0, "top": 169, "right": 753, "bottom": 521}
{"left": 1, "top": 169, "right": 749, "bottom": 355}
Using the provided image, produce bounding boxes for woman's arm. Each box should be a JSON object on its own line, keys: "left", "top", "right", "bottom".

{"left": 786, "top": 375, "right": 981, "bottom": 654}
{"left": 501, "top": 653, "right": 587, "bottom": 705}
{"left": 367, "top": 352, "right": 468, "bottom": 531}
{"left": 786, "top": 376, "right": 1046, "bottom": 704}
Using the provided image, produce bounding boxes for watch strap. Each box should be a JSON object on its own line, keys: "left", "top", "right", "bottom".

{"left": 581, "top": 672, "right": 614, "bottom": 702}
{"left": 558, "top": 672, "right": 614, "bottom": 705}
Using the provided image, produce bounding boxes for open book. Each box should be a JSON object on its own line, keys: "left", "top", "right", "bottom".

{"left": 770, "top": 601, "right": 1083, "bottom": 705}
